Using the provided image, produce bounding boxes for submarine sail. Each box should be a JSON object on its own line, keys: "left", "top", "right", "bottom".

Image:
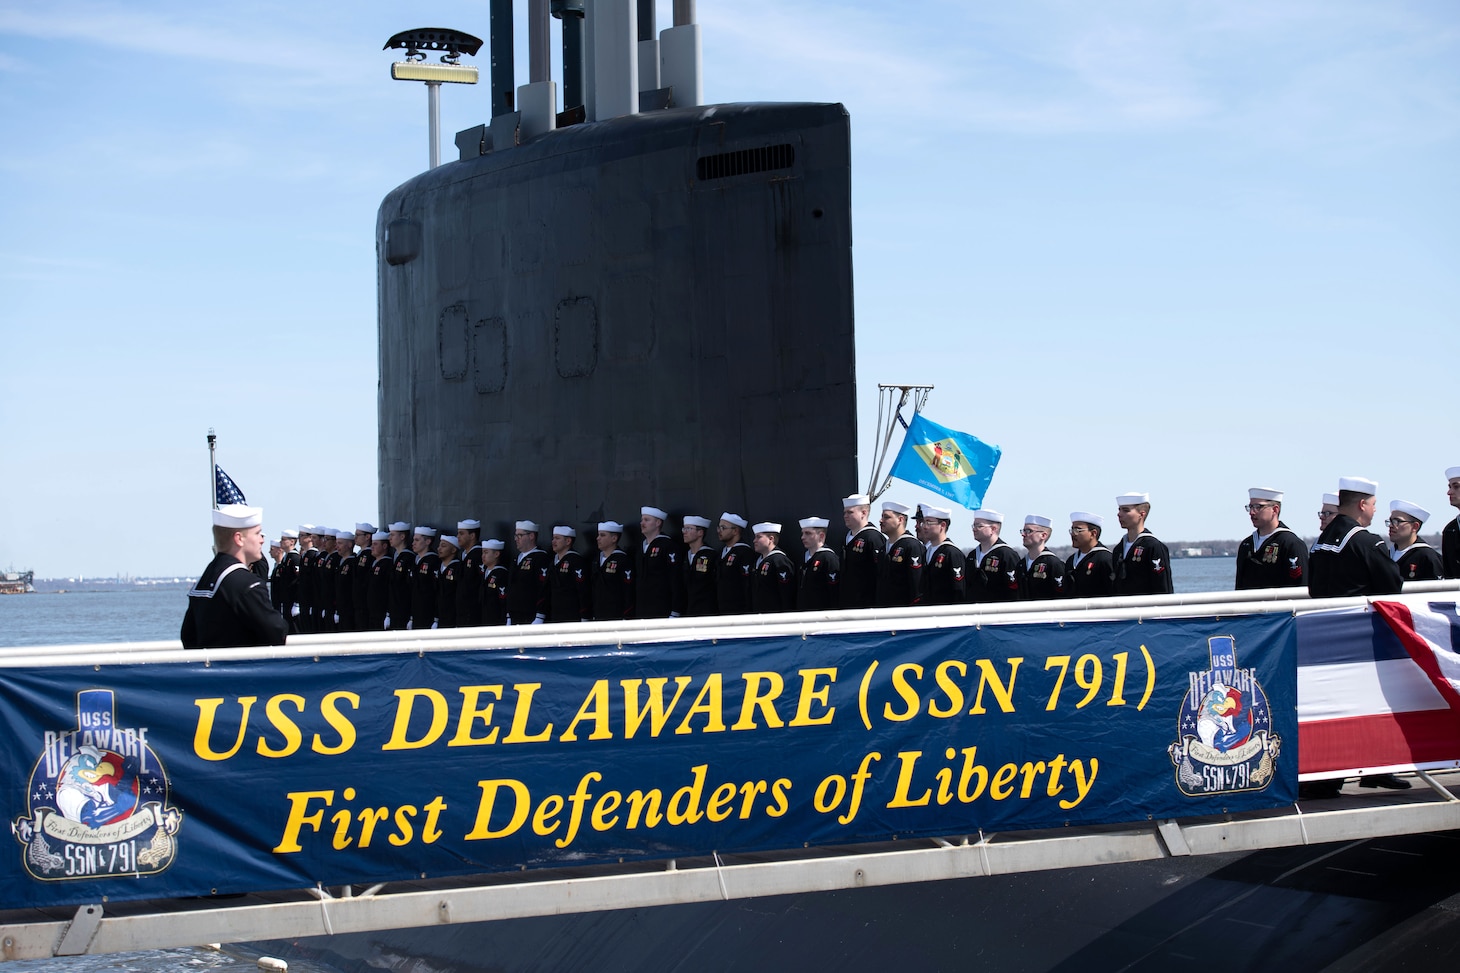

{"left": 377, "top": 97, "right": 857, "bottom": 532}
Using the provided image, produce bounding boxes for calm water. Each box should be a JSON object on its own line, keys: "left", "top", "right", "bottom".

{"left": 1, "top": 558, "right": 1240, "bottom": 971}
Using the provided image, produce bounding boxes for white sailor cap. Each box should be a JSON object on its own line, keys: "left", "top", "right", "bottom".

{"left": 388, "top": 521, "right": 411, "bottom": 533}
{"left": 439, "top": 534, "right": 460, "bottom": 549}
{"left": 515, "top": 520, "right": 540, "bottom": 532}
{"left": 482, "top": 539, "right": 506, "bottom": 550}
{"left": 1024, "top": 515, "right": 1052, "bottom": 529}
{"left": 457, "top": 519, "right": 481, "bottom": 531}
{"left": 918, "top": 503, "right": 952, "bottom": 521}
{"left": 720, "top": 512, "right": 748, "bottom": 528}
{"left": 1338, "top": 476, "right": 1378, "bottom": 496}
{"left": 553, "top": 525, "right": 576, "bottom": 538}
{"left": 299, "top": 524, "right": 316, "bottom": 534}
{"left": 414, "top": 526, "right": 438, "bottom": 538}
{"left": 842, "top": 494, "right": 871, "bottom": 509}
{"left": 1446, "top": 466, "right": 1460, "bottom": 481}
{"left": 1070, "top": 511, "right": 1104, "bottom": 527}
{"left": 683, "top": 515, "right": 712, "bottom": 529}
{"left": 972, "top": 509, "right": 1003, "bottom": 524}
{"left": 598, "top": 521, "right": 625, "bottom": 533}
{"left": 270, "top": 538, "right": 283, "bottom": 548}
{"left": 1390, "top": 500, "right": 1430, "bottom": 523}
{"left": 1247, "top": 488, "right": 1283, "bottom": 502}
{"left": 213, "top": 504, "right": 262, "bottom": 529}
{"left": 1115, "top": 492, "right": 1150, "bottom": 505}
{"left": 334, "top": 529, "right": 354, "bottom": 540}
{"left": 882, "top": 500, "right": 913, "bottom": 516}
{"left": 752, "top": 521, "right": 782, "bottom": 534}
{"left": 355, "top": 522, "right": 376, "bottom": 534}
{"left": 372, "top": 530, "right": 389, "bottom": 541}
{"left": 1322, "top": 493, "right": 1339, "bottom": 506}
{"left": 281, "top": 529, "right": 299, "bottom": 539}
{"left": 641, "top": 505, "right": 668, "bottom": 521}
{"left": 799, "top": 517, "right": 829, "bottom": 529}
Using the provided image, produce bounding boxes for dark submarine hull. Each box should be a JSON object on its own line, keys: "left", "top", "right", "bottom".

{"left": 255, "top": 828, "right": 1460, "bottom": 972}
{"left": 377, "top": 102, "right": 857, "bottom": 534}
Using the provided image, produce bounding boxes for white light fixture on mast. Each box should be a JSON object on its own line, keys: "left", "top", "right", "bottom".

{"left": 384, "top": 28, "right": 483, "bottom": 169}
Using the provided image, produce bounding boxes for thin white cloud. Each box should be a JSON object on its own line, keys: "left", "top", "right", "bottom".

{"left": 0, "top": 2, "right": 358, "bottom": 77}
{"left": 701, "top": 0, "right": 1459, "bottom": 146}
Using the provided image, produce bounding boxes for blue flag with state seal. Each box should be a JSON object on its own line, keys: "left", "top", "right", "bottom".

{"left": 889, "top": 413, "right": 1001, "bottom": 510}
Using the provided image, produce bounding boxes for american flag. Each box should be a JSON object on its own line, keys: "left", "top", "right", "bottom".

{"left": 215, "top": 466, "right": 247, "bottom": 505}
{"left": 1298, "top": 598, "right": 1460, "bottom": 778}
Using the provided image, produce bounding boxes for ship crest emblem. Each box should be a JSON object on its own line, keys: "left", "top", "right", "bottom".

{"left": 1167, "top": 637, "right": 1280, "bottom": 797}
{"left": 912, "top": 438, "right": 974, "bottom": 483}
{"left": 12, "top": 689, "right": 182, "bottom": 882}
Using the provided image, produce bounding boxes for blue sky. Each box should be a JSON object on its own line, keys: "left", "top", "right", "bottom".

{"left": 0, "top": 0, "right": 1456, "bottom": 578}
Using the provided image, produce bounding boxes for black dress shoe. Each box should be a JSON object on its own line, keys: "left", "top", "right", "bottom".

{"left": 1359, "top": 773, "right": 1412, "bottom": 790}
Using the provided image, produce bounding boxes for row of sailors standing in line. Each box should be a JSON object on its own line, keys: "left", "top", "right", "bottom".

{"left": 265, "top": 464, "right": 1460, "bottom": 633}
{"left": 263, "top": 492, "right": 1185, "bottom": 633}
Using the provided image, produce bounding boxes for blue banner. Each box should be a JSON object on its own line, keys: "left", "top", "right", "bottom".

{"left": 0, "top": 613, "right": 1295, "bottom": 908}
{"left": 889, "top": 413, "right": 1001, "bottom": 509}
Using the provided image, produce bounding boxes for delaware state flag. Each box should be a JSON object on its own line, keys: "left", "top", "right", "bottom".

{"left": 889, "top": 414, "right": 1001, "bottom": 510}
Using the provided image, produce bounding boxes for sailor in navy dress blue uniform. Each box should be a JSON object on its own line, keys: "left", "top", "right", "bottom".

{"left": 1234, "top": 488, "right": 1308, "bottom": 590}
{"left": 968, "top": 509, "right": 1024, "bottom": 603}
{"left": 410, "top": 526, "right": 441, "bottom": 629}
{"left": 181, "top": 504, "right": 288, "bottom": 649}
{"left": 277, "top": 529, "right": 301, "bottom": 629}
{"left": 1308, "top": 478, "right": 1402, "bottom": 598}
{"left": 1018, "top": 515, "right": 1065, "bottom": 600}
{"left": 334, "top": 529, "right": 358, "bottom": 631}
{"left": 751, "top": 521, "right": 797, "bottom": 612}
{"left": 635, "top": 505, "right": 678, "bottom": 617}
{"left": 435, "top": 535, "right": 461, "bottom": 628}
{"left": 547, "top": 526, "right": 592, "bottom": 623}
{"left": 366, "top": 530, "right": 392, "bottom": 631}
{"left": 268, "top": 539, "right": 284, "bottom": 613}
{"left": 386, "top": 521, "right": 416, "bottom": 630}
{"left": 480, "top": 539, "right": 510, "bottom": 626}
{"left": 878, "top": 501, "right": 923, "bottom": 607}
{"left": 674, "top": 515, "right": 718, "bottom": 617}
{"left": 591, "top": 521, "right": 635, "bottom": 621}
{"left": 1063, "top": 513, "right": 1114, "bottom": 598}
{"left": 1443, "top": 466, "right": 1460, "bottom": 579}
{"left": 838, "top": 494, "right": 884, "bottom": 609}
{"left": 1112, "top": 492, "right": 1174, "bottom": 596}
{"left": 507, "top": 520, "right": 552, "bottom": 624}
{"left": 455, "top": 520, "right": 484, "bottom": 628}
{"left": 316, "top": 531, "right": 342, "bottom": 632}
{"left": 1386, "top": 500, "right": 1444, "bottom": 583}
{"left": 351, "top": 525, "right": 376, "bottom": 632}
{"left": 797, "top": 517, "right": 841, "bottom": 611}
{"left": 297, "top": 530, "right": 320, "bottom": 632}
{"left": 715, "top": 513, "right": 756, "bottom": 614}
{"left": 918, "top": 504, "right": 966, "bottom": 605}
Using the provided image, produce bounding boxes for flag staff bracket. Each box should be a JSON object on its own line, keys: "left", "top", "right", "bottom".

{"left": 207, "top": 428, "right": 217, "bottom": 511}
{"left": 867, "top": 384, "right": 932, "bottom": 501}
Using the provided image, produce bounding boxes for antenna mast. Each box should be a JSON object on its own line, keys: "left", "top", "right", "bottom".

{"left": 866, "top": 384, "right": 932, "bottom": 500}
